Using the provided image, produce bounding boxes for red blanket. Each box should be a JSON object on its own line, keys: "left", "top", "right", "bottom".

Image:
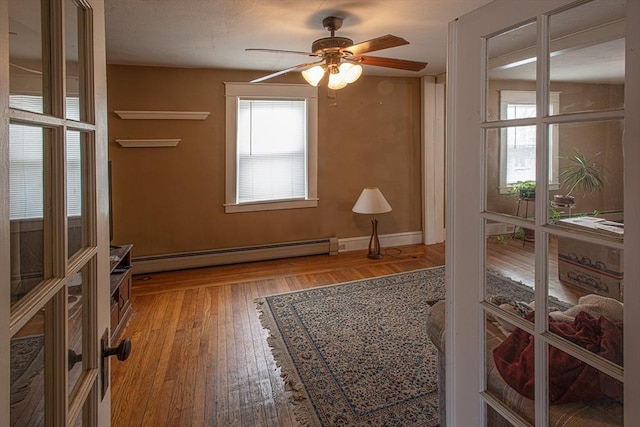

{"left": 493, "top": 311, "right": 623, "bottom": 404}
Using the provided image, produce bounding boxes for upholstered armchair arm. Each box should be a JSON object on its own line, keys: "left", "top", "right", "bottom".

{"left": 426, "top": 299, "right": 446, "bottom": 353}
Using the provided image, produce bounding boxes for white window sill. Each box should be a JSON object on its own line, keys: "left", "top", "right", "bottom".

{"left": 498, "top": 182, "right": 559, "bottom": 195}
{"left": 224, "top": 198, "right": 318, "bottom": 213}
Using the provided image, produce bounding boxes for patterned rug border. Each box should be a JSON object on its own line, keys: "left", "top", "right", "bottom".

{"left": 258, "top": 265, "right": 445, "bottom": 299}
{"left": 256, "top": 296, "right": 318, "bottom": 427}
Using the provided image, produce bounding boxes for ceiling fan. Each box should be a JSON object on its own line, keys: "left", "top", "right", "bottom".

{"left": 247, "top": 16, "right": 428, "bottom": 90}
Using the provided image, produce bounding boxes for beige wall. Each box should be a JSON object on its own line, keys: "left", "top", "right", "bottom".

{"left": 107, "top": 65, "right": 424, "bottom": 257}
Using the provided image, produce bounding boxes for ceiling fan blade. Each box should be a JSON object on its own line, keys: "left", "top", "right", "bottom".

{"left": 353, "top": 55, "right": 427, "bottom": 72}
{"left": 250, "top": 60, "right": 324, "bottom": 83}
{"left": 246, "top": 48, "right": 317, "bottom": 57}
{"left": 344, "top": 34, "right": 409, "bottom": 56}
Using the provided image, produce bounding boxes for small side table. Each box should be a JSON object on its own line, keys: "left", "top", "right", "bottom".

{"left": 513, "top": 197, "right": 535, "bottom": 245}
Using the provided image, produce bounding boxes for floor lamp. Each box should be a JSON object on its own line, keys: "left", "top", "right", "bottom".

{"left": 352, "top": 187, "right": 392, "bottom": 259}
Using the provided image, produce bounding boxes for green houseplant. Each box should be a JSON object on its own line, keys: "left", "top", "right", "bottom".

{"left": 510, "top": 180, "right": 536, "bottom": 199}
{"left": 507, "top": 180, "right": 536, "bottom": 243}
{"left": 553, "top": 150, "right": 606, "bottom": 207}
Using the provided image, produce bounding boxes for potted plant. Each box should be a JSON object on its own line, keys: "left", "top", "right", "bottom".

{"left": 553, "top": 150, "right": 606, "bottom": 207}
{"left": 507, "top": 180, "right": 536, "bottom": 243}
{"left": 510, "top": 180, "right": 536, "bottom": 199}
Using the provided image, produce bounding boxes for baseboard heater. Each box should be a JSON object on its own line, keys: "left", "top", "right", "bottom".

{"left": 132, "top": 236, "right": 339, "bottom": 275}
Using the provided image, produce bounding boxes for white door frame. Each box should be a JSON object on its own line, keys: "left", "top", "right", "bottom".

{"left": 446, "top": 0, "right": 639, "bottom": 425}
{"left": 0, "top": 0, "right": 10, "bottom": 419}
{"left": 422, "top": 76, "right": 446, "bottom": 244}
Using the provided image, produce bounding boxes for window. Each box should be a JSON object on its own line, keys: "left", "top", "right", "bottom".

{"left": 9, "top": 95, "right": 81, "bottom": 219}
{"left": 499, "top": 90, "right": 560, "bottom": 193}
{"left": 224, "top": 83, "right": 318, "bottom": 213}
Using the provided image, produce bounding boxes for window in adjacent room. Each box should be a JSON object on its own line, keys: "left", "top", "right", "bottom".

{"left": 498, "top": 90, "right": 560, "bottom": 193}
{"left": 224, "top": 82, "right": 318, "bottom": 213}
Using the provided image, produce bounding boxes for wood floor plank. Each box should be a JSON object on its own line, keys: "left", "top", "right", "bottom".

{"left": 248, "top": 280, "right": 284, "bottom": 425}
{"left": 255, "top": 277, "right": 299, "bottom": 425}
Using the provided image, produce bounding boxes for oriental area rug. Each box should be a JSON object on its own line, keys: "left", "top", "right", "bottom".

{"left": 255, "top": 266, "right": 552, "bottom": 427}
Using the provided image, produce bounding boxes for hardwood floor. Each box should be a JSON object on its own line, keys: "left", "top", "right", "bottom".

{"left": 486, "top": 234, "right": 585, "bottom": 305}
{"left": 110, "top": 240, "right": 583, "bottom": 426}
{"left": 110, "top": 243, "right": 445, "bottom": 426}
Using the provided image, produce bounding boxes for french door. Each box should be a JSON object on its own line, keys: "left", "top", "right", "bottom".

{"left": 1, "top": 0, "right": 110, "bottom": 425}
{"left": 446, "top": 0, "right": 638, "bottom": 426}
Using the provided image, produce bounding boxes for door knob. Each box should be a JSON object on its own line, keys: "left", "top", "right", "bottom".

{"left": 100, "top": 330, "right": 132, "bottom": 399}
{"left": 68, "top": 349, "right": 83, "bottom": 370}
{"left": 70, "top": 338, "right": 131, "bottom": 372}
{"left": 103, "top": 338, "right": 131, "bottom": 362}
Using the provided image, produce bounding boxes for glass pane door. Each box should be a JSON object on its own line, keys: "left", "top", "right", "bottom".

{"left": 4, "top": 0, "right": 104, "bottom": 425}
{"left": 483, "top": 1, "right": 625, "bottom": 425}
{"left": 447, "top": 0, "right": 637, "bottom": 425}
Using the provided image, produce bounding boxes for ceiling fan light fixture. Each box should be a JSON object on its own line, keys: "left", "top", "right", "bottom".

{"left": 301, "top": 65, "right": 326, "bottom": 87}
{"left": 248, "top": 16, "right": 427, "bottom": 87}
{"left": 328, "top": 71, "right": 348, "bottom": 90}
{"left": 339, "top": 62, "right": 363, "bottom": 84}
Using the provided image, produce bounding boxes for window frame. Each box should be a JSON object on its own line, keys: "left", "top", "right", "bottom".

{"left": 498, "top": 90, "right": 560, "bottom": 194}
{"left": 224, "top": 82, "right": 318, "bottom": 213}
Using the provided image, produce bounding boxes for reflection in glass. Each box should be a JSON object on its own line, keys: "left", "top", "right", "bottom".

{"left": 9, "top": 0, "right": 46, "bottom": 114}
{"left": 67, "top": 130, "right": 84, "bottom": 259}
{"left": 486, "top": 127, "right": 540, "bottom": 218}
{"left": 68, "top": 267, "right": 85, "bottom": 397}
{"left": 71, "top": 410, "right": 83, "bottom": 427}
{"left": 65, "top": 0, "right": 82, "bottom": 121}
{"left": 485, "top": 313, "right": 535, "bottom": 425}
{"left": 547, "top": 346, "right": 623, "bottom": 425}
{"left": 546, "top": 235, "right": 583, "bottom": 307}
{"left": 11, "top": 313, "right": 46, "bottom": 426}
{"left": 485, "top": 220, "right": 536, "bottom": 313}
{"left": 548, "top": 121, "right": 623, "bottom": 222}
{"left": 555, "top": 235, "right": 623, "bottom": 303}
{"left": 486, "top": 405, "right": 515, "bottom": 427}
{"left": 9, "top": 125, "right": 47, "bottom": 306}
{"left": 486, "top": 21, "right": 537, "bottom": 122}
{"left": 504, "top": 124, "right": 536, "bottom": 185}
{"left": 549, "top": 0, "right": 625, "bottom": 115}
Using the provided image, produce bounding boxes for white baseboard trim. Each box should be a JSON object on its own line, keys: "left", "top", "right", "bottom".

{"left": 132, "top": 236, "right": 339, "bottom": 274}
{"left": 131, "top": 232, "right": 425, "bottom": 274}
{"left": 338, "top": 231, "right": 424, "bottom": 253}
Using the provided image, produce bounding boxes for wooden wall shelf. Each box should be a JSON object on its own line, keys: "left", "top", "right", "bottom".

{"left": 116, "top": 139, "right": 180, "bottom": 148}
{"left": 114, "top": 110, "right": 210, "bottom": 120}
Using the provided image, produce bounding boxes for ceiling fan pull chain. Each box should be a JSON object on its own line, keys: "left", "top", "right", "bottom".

{"left": 327, "top": 89, "right": 338, "bottom": 108}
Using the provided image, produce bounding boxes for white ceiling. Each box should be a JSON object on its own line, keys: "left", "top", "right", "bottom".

{"left": 8, "top": 0, "right": 625, "bottom": 84}
{"left": 104, "top": 0, "right": 495, "bottom": 78}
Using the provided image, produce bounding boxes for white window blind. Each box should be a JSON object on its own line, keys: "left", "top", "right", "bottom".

{"left": 236, "top": 98, "right": 307, "bottom": 203}
{"left": 505, "top": 103, "right": 536, "bottom": 185}
{"left": 9, "top": 95, "right": 81, "bottom": 219}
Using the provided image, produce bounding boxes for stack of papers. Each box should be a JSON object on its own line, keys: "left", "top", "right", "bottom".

{"left": 559, "top": 217, "right": 624, "bottom": 235}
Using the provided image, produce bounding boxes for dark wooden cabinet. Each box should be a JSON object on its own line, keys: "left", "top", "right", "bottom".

{"left": 110, "top": 244, "right": 133, "bottom": 343}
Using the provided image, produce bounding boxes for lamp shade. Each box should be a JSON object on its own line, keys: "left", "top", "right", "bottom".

{"left": 327, "top": 71, "right": 348, "bottom": 90}
{"left": 339, "top": 63, "right": 363, "bottom": 84}
{"left": 302, "top": 65, "right": 326, "bottom": 86}
{"left": 352, "top": 187, "right": 392, "bottom": 214}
